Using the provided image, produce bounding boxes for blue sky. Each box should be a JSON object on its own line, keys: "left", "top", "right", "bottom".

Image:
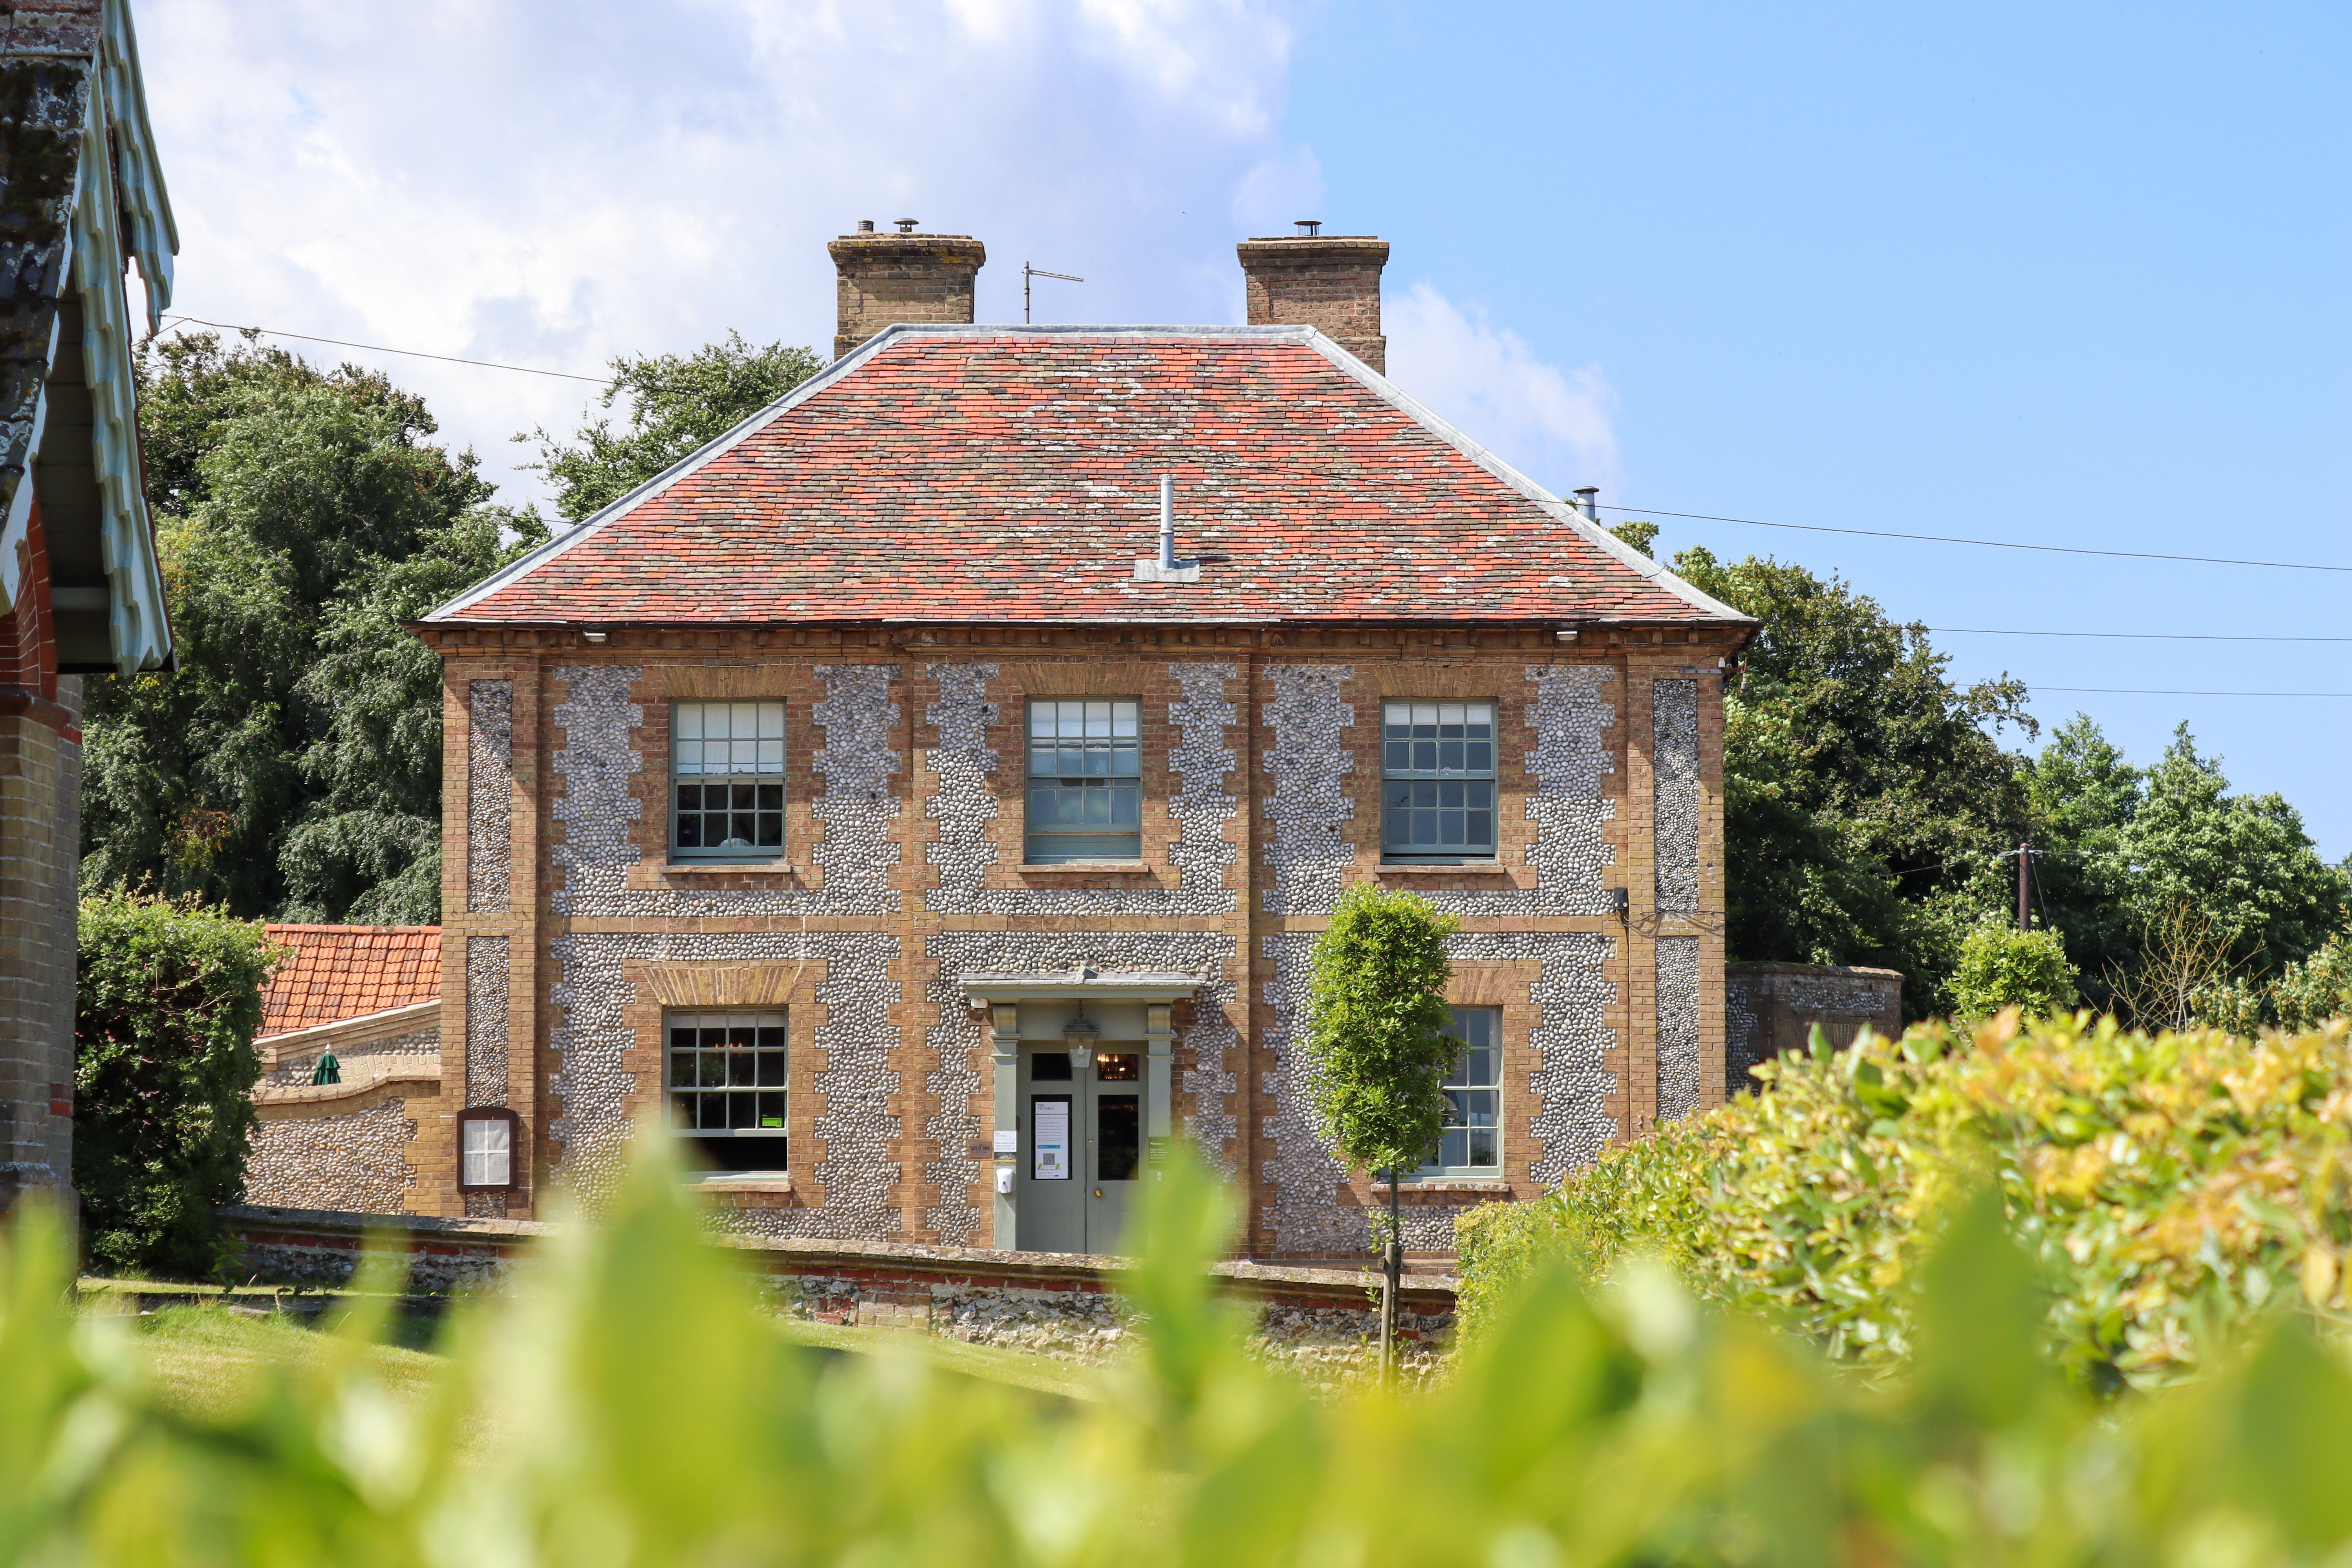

{"left": 142, "top": 0, "right": 2349, "bottom": 855}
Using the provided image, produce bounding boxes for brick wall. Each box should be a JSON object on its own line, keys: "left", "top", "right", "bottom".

{"left": 0, "top": 491, "right": 80, "bottom": 1218}
{"left": 1724, "top": 962, "right": 1904, "bottom": 1099}
{"left": 218, "top": 1202, "right": 1459, "bottom": 1375}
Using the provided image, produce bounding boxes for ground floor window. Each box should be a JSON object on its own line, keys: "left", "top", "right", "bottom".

{"left": 1418, "top": 1007, "right": 1500, "bottom": 1178}
{"left": 666, "top": 1009, "right": 787, "bottom": 1175}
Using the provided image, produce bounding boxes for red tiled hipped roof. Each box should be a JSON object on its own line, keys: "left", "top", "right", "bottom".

{"left": 429, "top": 328, "right": 1748, "bottom": 629}
{"left": 259, "top": 925, "right": 440, "bottom": 1038}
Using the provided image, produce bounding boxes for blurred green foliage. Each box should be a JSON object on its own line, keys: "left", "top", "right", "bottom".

{"left": 16, "top": 1132, "right": 2352, "bottom": 1565}
{"left": 1459, "top": 1014, "right": 2352, "bottom": 1396}
{"left": 73, "top": 891, "right": 275, "bottom": 1280}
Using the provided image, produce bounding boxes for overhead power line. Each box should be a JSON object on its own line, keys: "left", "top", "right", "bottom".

{"left": 2028, "top": 686, "right": 2352, "bottom": 699}
{"left": 1931, "top": 627, "right": 2352, "bottom": 644}
{"left": 149, "top": 315, "right": 2352, "bottom": 581}
{"left": 157, "top": 315, "right": 607, "bottom": 383}
{"left": 1594, "top": 501, "right": 2352, "bottom": 576}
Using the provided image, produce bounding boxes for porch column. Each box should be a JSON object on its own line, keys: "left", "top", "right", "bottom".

{"left": 990, "top": 1003, "right": 1021, "bottom": 1248}
{"left": 1144, "top": 1001, "right": 1174, "bottom": 1168}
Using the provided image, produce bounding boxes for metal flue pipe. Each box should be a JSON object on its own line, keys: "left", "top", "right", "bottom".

{"left": 1159, "top": 475, "right": 1176, "bottom": 570}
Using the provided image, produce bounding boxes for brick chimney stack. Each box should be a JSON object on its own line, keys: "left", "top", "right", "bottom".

{"left": 1236, "top": 226, "right": 1389, "bottom": 372}
{"left": 828, "top": 220, "right": 987, "bottom": 360}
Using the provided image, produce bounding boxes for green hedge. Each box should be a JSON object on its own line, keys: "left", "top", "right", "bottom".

{"left": 73, "top": 893, "right": 275, "bottom": 1279}
{"left": 13, "top": 1142, "right": 2352, "bottom": 1564}
{"left": 1459, "top": 1012, "right": 2352, "bottom": 1393}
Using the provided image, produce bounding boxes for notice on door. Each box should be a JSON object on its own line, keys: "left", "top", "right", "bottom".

{"left": 1032, "top": 1096, "right": 1071, "bottom": 1180}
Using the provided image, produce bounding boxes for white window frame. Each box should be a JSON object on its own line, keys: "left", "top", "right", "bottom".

{"left": 457, "top": 1107, "right": 519, "bottom": 1191}
{"left": 665, "top": 1008, "right": 789, "bottom": 1178}
{"left": 1380, "top": 700, "right": 1500, "bottom": 863}
{"left": 670, "top": 701, "right": 786, "bottom": 862}
{"left": 1023, "top": 698, "right": 1144, "bottom": 864}
{"left": 1414, "top": 1007, "right": 1502, "bottom": 1180}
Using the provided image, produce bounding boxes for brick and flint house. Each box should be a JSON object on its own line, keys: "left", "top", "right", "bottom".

{"left": 0, "top": 0, "right": 175, "bottom": 1217}
{"left": 404, "top": 223, "right": 1755, "bottom": 1258}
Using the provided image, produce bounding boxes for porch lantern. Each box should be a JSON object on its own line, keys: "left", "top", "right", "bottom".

{"left": 1063, "top": 1014, "right": 1099, "bottom": 1074}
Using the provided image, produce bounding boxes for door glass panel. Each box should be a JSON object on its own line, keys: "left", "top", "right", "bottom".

{"left": 1097, "top": 1094, "right": 1140, "bottom": 1182}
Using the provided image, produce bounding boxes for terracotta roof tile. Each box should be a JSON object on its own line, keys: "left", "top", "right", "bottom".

{"left": 259, "top": 925, "right": 440, "bottom": 1037}
{"left": 431, "top": 329, "right": 1748, "bottom": 629}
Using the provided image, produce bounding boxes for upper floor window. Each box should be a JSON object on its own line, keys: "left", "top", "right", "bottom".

{"left": 672, "top": 701, "right": 784, "bottom": 860}
{"left": 667, "top": 1009, "right": 787, "bottom": 1176}
{"left": 1419, "top": 1007, "right": 1501, "bottom": 1179}
{"left": 1025, "top": 699, "right": 1141, "bottom": 863}
{"left": 1381, "top": 701, "right": 1497, "bottom": 862}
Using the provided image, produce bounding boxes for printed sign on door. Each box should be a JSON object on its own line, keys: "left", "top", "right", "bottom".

{"left": 1032, "top": 1096, "right": 1071, "bottom": 1180}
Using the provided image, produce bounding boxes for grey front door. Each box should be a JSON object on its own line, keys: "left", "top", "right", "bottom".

{"left": 1016, "top": 1045, "right": 1144, "bottom": 1254}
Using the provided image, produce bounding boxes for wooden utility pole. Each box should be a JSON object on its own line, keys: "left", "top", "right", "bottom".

{"left": 2017, "top": 842, "right": 2031, "bottom": 929}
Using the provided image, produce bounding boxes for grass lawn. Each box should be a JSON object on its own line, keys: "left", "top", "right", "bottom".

{"left": 775, "top": 1316, "right": 1104, "bottom": 1402}
{"left": 128, "top": 1306, "right": 445, "bottom": 1424}
{"left": 104, "top": 1291, "right": 1100, "bottom": 1427}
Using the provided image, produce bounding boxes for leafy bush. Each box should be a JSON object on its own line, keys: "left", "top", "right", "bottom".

{"left": 15, "top": 1138, "right": 2352, "bottom": 1565}
{"left": 1459, "top": 1013, "right": 2352, "bottom": 1394}
{"left": 73, "top": 893, "right": 275, "bottom": 1279}
{"left": 2202, "top": 931, "right": 2352, "bottom": 1035}
{"left": 1948, "top": 920, "right": 2079, "bottom": 1022}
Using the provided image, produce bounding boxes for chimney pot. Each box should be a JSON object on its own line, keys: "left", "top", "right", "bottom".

{"left": 828, "top": 225, "right": 987, "bottom": 360}
{"left": 1571, "top": 486, "right": 1600, "bottom": 521}
{"left": 857, "top": 218, "right": 875, "bottom": 233}
{"left": 1236, "top": 229, "right": 1389, "bottom": 373}
{"left": 895, "top": 217, "right": 919, "bottom": 233}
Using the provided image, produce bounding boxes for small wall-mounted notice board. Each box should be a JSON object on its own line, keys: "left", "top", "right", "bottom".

{"left": 1032, "top": 1096, "right": 1071, "bottom": 1180}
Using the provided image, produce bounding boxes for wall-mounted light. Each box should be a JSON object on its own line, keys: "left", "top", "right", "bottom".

{"left": 1063, "top": 1014, "right": 1099, "bottom": 1073}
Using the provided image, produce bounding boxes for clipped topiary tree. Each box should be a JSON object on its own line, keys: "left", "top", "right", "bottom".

{"left": 1950, "top": 920, "right": 2079, "bottom": 1025}
{"left": 74, "top": 892, "right": 277, "bottom": 1279}
{"left": 1304, "top": 883, "right": 1459, "bottom": 1374}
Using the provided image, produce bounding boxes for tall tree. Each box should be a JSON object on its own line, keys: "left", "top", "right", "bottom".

{"left": 1671, "top": 547, "right": 2035, "bottom": 1014}
{"left": 80, "top": 333, "right": 544, "bottom": 922}
{"left": 2120, "top": 726, "right": 2345, "bottom": 974}
{"left": 2019, "top": 714, "right": 2144, "bottom": 1010}
{"left": 521, "top": 331, "right": 824, "bottom": 522}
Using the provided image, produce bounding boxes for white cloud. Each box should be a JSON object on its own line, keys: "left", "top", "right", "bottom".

{"left": 1384, "top": 282, "right": 1622, "bottom": 501}
{"left": 1229, "top": 143, "right": 1323, "bottom": 232}
{"left": 135, "top": 0, "right": 1312, "bottom": 509}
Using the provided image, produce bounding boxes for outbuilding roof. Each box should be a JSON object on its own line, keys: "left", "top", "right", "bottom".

{"left": 430, "top": 326, "right": 1749, "bottom": 630}
{"left": 259, "top": 925, "right": 440, "bottom": 1038}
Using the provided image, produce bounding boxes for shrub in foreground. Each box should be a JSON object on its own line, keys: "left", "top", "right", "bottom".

{"left": 13, "top": 1141, "right": 2352, "bottom": 1565}
{"left": 73, "top": 892, "right": 275, "bottom": 1278}
{"left": 1460, "top": 1012, "right": 2352, "bottom": 1393}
